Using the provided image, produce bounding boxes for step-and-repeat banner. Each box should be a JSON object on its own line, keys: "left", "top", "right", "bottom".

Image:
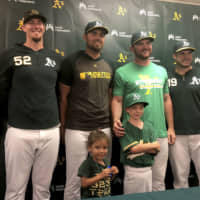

{"left": 1, "top": 0, "right": 200, "bottom": 198}
{"left": 1, "top": 0, "right": 200, "bottom": 71}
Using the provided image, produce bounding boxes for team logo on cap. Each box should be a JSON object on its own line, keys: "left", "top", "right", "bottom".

{"left": 133, "top": 94, "right": 141, "bottom": 101}
{"left": 182, "top": 41, "right": 190, "bottom": 47}
{"left": 140, "top": 31, "right": 148, "bottom": 37}
{"left": 95, "top": 21, "right": 103, "bottom": 27}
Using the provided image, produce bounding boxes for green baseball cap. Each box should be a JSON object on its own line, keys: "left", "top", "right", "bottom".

{"left": 173, "top": 40, "right": 195, "bottom": 53}
{"left": 23, "top": 9, "right": 47, "bottom": 24}
{"left": 131, "top": 32, "right": 154, "bottom": 46}
{"left": 85, "top": 21, "right": 109, "bottom": 34}
{"left": 125, "top": 93, "right": 148, "bottom": 108}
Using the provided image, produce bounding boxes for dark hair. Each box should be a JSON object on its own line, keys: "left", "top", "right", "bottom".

{"left": 87, "top": 129, "right": 110, "bottom": 147}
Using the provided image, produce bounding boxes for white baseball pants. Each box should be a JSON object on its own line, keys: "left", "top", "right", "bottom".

{"left": 4, "top": 126, "right": 59, "bottom": 200}
{"left": 169, "top": 134, "right": 200, "bottom": 189}
{"left": 64, "top": 128, "right": 112, "bottom": 200}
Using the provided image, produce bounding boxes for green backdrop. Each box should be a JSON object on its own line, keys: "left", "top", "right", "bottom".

{"left": 1, "top": 0, "right": 200, "bottom": 71}
{"left": 0, "top": 0, "right": 200, "bottom": 199}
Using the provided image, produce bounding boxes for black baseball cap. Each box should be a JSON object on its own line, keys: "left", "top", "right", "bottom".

{"left": 131, "top": 32, "right": 154, "bottom": 46}
{"left": 23, "top": 9, "right": 47, "bottom": 24}
{"left": 173, "top": 40, "right": 195, "bottom": 54}
{"left": 85, "top": 21, "right": 109, "bottom": 34}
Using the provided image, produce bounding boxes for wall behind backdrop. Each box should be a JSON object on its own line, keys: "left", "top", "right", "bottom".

{"left": 0, "top": 0, "right": 200, "bottom": 199}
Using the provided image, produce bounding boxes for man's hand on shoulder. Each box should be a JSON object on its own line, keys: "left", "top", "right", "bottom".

{"left": 113, "top": 119, "right": 125, "bottom": 137}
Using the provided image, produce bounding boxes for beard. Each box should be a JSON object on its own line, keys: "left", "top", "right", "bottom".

{"left": 32, "top": 37, "right": 42, "bottom": 43}
{"left": 89, "top": 46, "right": 101, "bottom": 53}
{"left": 134, "top": 49, "right": 152, "bottom": 60}
{"left": 87, "top": 41, "right": 103, "bottom": 53}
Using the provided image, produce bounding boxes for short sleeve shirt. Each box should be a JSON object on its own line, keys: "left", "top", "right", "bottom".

{"left": 59, "top": 51, "right": 113, "bottom": 131}
{"left": 168, "top": 68, "right": 200, "bottom": 135}
{"left": 119, "top": 120, "right": 156, "bottom": 167}
{"left": 113, "top": 62, "right": 169, "bottom": 138}
{"left": 78, "top": 156, "right": 111, "bottom": 198}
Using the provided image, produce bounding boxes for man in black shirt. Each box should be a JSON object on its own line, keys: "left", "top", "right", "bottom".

{"left": 168, "top": 40, "right": 200, "bottom": 188}
{"left": 0, "top": 9, "right": 61, "bottom": 200}
{"left": 59, "top": 21, "right": 112, "bottom": 200}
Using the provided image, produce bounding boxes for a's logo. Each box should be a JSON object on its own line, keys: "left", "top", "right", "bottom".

{"left": 182, "top": 40, "right": 190, "bottom": 47}
{"left": 140, "top": 31, "right": 148, "bottom": 37}
{"left": 16, "top": 18, "right": 24, "bottom": 31}
{"left": 139, "top": 9, "right": 160, "bottom": 17}
{"left": 93, "top": 64, "right": 97, "bottom": 68}
{"left": 149, "top": 32, "right": 156, "bottom": 39}
{"left": 118, "top": 53, "right": 127, "bottom": 63}
{"left": 45, "top": 57, "right": 56, "bottom": 68}
{"left": 190, "top": 76, "right": 200, "bottom": 85}
{"left": 172, "top": 11, "right": 182, "bottom": 21}
{"left": 139, "top": 31, "right": 156, "bottom": 39}
{"left": 52, "top": 0, "right": 64, "bottom": 9}
{"left": 192, "top": 14, "right": 200, "bottom": 21}
{"left": 55, "top": 49, "right": 65, "bottom": 57}
{"left": 195, "top": 57, "right": 200, "bottom": 64}
{"left": 133, "top": 94, "right": 141, "bottom": 101}
{"left": 95, "top": 21, "right": 103, "bottom": 27}
{"left": 117, "top": 5, "right": 127, "bottom": 16}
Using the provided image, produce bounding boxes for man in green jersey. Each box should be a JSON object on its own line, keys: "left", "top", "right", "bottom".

{"left": 112, "top": 32, "right": 175, "bottom": 191}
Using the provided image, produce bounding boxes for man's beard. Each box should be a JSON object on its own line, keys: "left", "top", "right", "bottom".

{"left": 89, "top": 46, "right": 101, "bottom": 53}
{"left": 32, "top": 37, "right": 42, "bottom": 43}
{"left": 87, "top": 41, "right": 102, "bottom": 53}
{"left": 134, "top": 49, "right": 151, "bottom": 60}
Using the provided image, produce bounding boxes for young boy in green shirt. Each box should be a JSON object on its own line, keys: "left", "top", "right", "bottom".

{"left": 120, "top": 93, "right": 160, "bottom": 194}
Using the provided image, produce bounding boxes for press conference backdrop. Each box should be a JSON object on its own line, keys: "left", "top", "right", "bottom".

{"left": 0, "top": 0, "right": 200, "bottom": 199}
{"left": 1, "top": 0, "right": 200, "bottom": 71}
